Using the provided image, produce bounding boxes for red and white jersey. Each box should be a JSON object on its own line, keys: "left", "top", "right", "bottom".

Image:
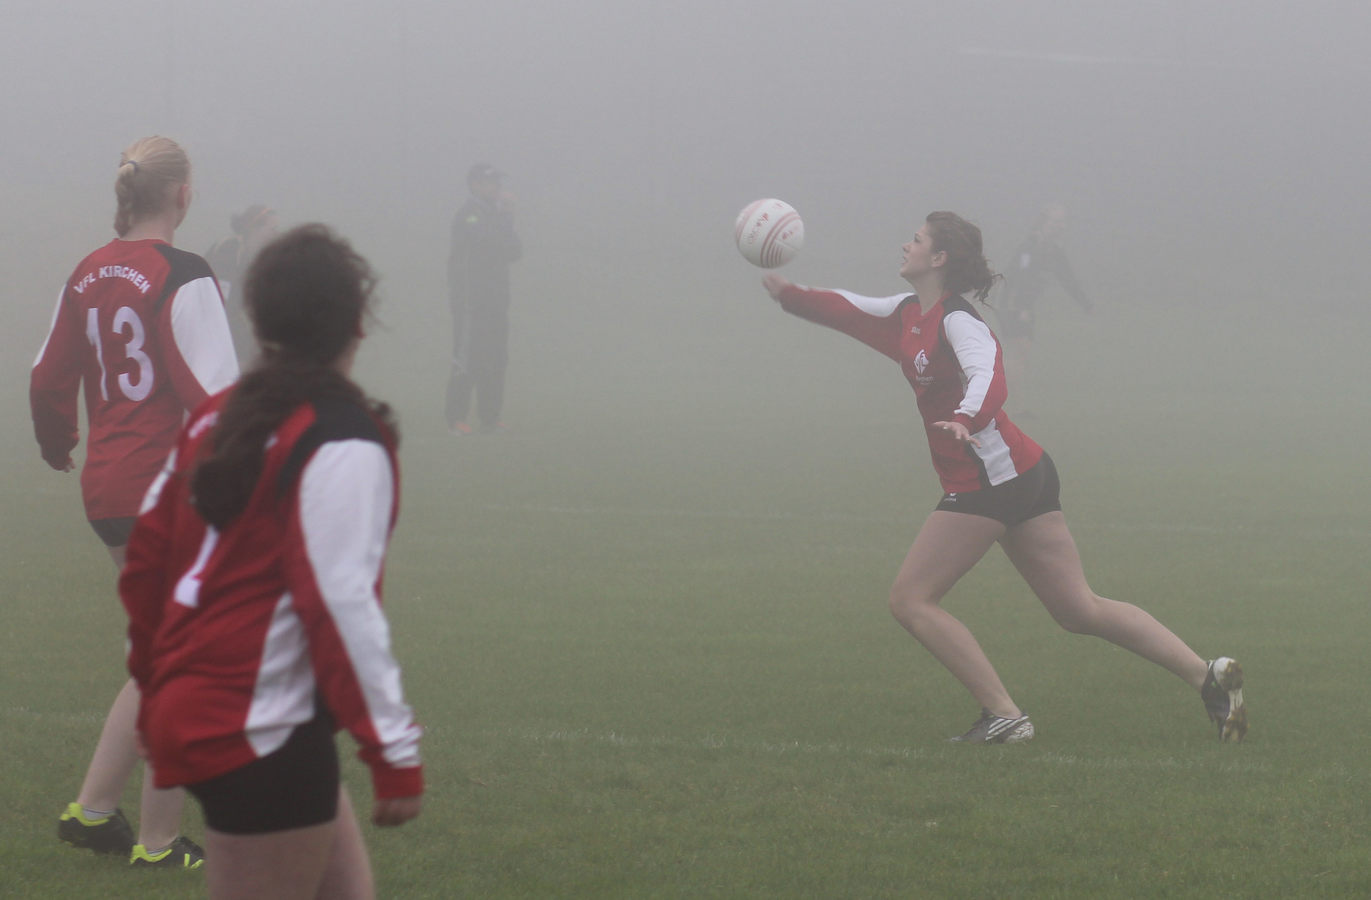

{"left": 30, "top": 239, "right": 239, "bottom": 521}
{"left": 120, "top": 392, "right": 423, "bottom": 799}
{"left": 777, "top": 284, "right": 1043, "bottom": 493}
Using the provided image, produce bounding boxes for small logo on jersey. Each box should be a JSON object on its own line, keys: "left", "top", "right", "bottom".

{"left": 944, "top": 493, "right": 958, "bottom": 503}
{"left": 910, "top": 324, "right": 921, "bottom": 334}
{"left": 913, "top": 349, "right": 929, "bottom": 375}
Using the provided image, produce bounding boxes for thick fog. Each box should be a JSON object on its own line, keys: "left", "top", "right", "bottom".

{"left": 5, "top": 0, "right": 1369, "bottom": 470}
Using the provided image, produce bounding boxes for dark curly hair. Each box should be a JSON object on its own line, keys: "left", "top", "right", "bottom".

{"left": 925, "top": 211, "right": 1002, "bottom": 302}
{"left": 190, "top": 224, "right": 397, "bottom": 528}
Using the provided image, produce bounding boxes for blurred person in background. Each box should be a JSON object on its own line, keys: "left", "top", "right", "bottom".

{"left": 445, "top": 162, "right": 522, "bottom": 435}
{"left": 206, "top": 203, "right": 279, "bottom": 359}
{"left": 30, "top": 135, "right": 238, "bottom": 869}
{"left": 760, "top": 210, "right": 1245, "bottom": 745}
{"left": 998, "top": 202, "right": 1091, "bottom": 414}
{"left": 121, "top": 224, "right": 423, "bottom": 900}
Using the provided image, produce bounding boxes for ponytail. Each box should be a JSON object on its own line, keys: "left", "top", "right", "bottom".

{"left": 926, "top": 210, "right": 1002, "bottom": 303}
{"left": 114, "top": 136, "right": 190, "bottom": 236}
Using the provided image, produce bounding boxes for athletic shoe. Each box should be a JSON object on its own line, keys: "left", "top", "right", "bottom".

{"left": 949, "top": 709, "right": 1035, "bottom": 744}
{"left": 449, "top": 421, "right": 474, "bottom": 436}
{"left": 57, "top": 802, "right": 134, "bottom": 855}
{"left": 1201, "top": 657, "right": 1247, "bottom": 742}
{"left": 130, "top": 836, "right": 205, "bottom": 869}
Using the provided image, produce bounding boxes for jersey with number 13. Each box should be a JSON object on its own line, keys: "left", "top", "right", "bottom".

{"left": 31, "top": 239, "right": 239, "bottom": 521}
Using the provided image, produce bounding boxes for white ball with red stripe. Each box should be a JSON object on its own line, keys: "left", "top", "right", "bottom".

{"left": 734, "top": 199, "right": 804, "bottom": 268}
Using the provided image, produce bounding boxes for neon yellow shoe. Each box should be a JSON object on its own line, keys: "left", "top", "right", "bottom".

{"left": 58, "top": 802, "right": 134, "bottom": 855}
{"left": 130, "top": 836, "right": 205, "bottom": 869}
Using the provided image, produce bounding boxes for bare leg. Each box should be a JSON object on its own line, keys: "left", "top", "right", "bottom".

{"left": 314, "top": 789, "right": 375, "bottom": 900}
{"left": 73, "top": 544, "right": 187, "bottom": 849}
{"left": 999, "top": 512, "right": 1208, "bottom": 689}
{"left": 135, "top": 759, "right": 187, "bottom": 850}
{"left": 75, "top": 678, "right": 141, "bottom": 813}
{"left": 204, "top": 819, "right": 337, "bottom": 900}
{"left": 889, "top": 511, "right": 1021, "bottom": 717}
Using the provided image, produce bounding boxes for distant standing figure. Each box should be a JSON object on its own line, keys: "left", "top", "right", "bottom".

{"left": 999, "top": 203, "right": 1091, "bottom": 411}
{"left": 206, "top": 204, "right": 279, "bottom": 358}
{"left": 31, "top": 135, "right": 238, "bottom": 868}
{"left": 446, "top": 162, "right": 521, "bottom": 435}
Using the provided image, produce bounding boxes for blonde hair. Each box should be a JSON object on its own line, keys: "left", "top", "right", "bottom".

{"left": 114, "top": 136, "right": 190, "bottom": 236}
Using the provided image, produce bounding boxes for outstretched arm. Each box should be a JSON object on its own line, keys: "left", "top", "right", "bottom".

{"left": 762, "top": 275, "right": 909, "bottom": 361}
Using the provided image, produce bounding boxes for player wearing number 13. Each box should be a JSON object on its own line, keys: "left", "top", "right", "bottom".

{"left": 30, "top": 136, "right": 237, "bottom": 868}
{"left": 32, "top": 137, "right": 238, "bottom": 520}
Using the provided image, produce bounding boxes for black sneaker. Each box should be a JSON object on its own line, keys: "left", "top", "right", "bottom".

{"left": 949, "top": 708, "right": 1035, "bottom": 743}
{"left": 1201, "top": 657, "right": 1247, "bottom": 742}
{"left": 58, "top": 802, "right": 134, "bottom": 855}
{"left": 130, "top": 836, "right": 206, "bottom": 869}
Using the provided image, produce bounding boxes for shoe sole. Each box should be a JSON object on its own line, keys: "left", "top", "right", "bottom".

{"left": 1212, "top": 658, "right": 1247, "bottom": 743}
{"left": 58, "top": 823, "right": 132, "bottom": 855}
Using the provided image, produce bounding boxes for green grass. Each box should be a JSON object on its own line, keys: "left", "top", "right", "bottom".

{"left": 3, "top": 289, "right": 1369, "bottom": 897}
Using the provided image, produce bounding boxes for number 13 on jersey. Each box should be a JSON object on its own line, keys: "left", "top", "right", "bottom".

{"left": 85, "top": 305, "right": 155, "bottom": 402}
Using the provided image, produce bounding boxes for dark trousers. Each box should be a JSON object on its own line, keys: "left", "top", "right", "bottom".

{"left": 445, "top": 301, "right": 509, "bottom": 428}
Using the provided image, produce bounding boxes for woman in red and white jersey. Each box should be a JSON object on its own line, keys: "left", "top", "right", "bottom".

{"left": 121, "top": 225, "right": 422, "bottom": 900}
{"left": 762, "top": 211, "right": 1246, "bottom": 744}
{"left": 31, "top": 135, "right": 238, "bottom": 866}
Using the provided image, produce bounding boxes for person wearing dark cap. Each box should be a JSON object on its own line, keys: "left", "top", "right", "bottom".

{"left": 445, "top": 163, "right": 522, "bottom": 434}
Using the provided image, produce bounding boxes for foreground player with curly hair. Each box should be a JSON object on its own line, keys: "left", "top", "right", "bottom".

{"left": 122, "top": 225, "right": 423, "bottom": 899}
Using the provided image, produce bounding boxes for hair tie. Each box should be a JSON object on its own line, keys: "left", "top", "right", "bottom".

{"left": 123, "top": 159, "right": 140, "bottom": 174}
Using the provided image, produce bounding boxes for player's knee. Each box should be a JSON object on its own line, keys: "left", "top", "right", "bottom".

{"left": 1050, "top": 596, "right": 1104, "bottom": 635}
{"left": 889, "top": 582, "right": 937, "bottom": 627}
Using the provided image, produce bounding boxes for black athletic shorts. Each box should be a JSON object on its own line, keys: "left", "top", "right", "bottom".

{"left": 89, "top": 517, "right": 136, "bottom": 547}
{"left": 934, "top": 452, "right": 1061, "bottom": 527}
{"left": 186, "top": 708, "right": 340, "bottom": 835}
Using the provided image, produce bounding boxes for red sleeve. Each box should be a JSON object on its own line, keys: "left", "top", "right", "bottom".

{"left": 776, "top": 284, "right": 908, "bottom": 360}
{"left": 282, "top": 440, "right": 423, "bottom": 800}
{"left": 30, "top": 286, "right": 84, "bottom": 469}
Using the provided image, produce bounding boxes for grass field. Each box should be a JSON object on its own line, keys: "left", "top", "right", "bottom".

{"left": 3, "top": 280, "right": 1369, "bottom": 898}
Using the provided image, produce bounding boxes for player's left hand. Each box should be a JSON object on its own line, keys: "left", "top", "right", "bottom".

{"left": 43, "top": 452, "right": 75, "bottom": 472}
{"left": 933, "top": 420, "right": 981, "bottom": 448}
{"left": 373, "top": 794, "right": 423, "bottom": 827}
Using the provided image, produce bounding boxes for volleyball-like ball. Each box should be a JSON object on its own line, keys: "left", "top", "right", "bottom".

{"left": 734, "top": 199, "right": 804, "bottom": 268}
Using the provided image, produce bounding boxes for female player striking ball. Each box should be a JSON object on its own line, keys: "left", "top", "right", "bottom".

{"left": 120, "top": 225, "right": 423, "bottom": 900}
{"left": 32, "top": 135, "right": 239, "bottom": 867}
{"left": 761, "top": 210, "right": 1245, "bottom": 743}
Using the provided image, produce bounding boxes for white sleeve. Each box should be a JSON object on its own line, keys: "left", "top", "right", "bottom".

{"left": 299, "top": 440, "right": 421, "bottom": 769}
{"left": 943, "top": 310, "right": 998, "bottom": 419}
{"left": 169, "top": 276, "right": 240, "bottom": 394}
{"left": 826, "top": 289, "right": 910, "bottom": 318}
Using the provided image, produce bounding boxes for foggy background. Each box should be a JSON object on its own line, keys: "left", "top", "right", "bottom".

{"left": 4, "top": 0, "right": 1369, "bottom": 508}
